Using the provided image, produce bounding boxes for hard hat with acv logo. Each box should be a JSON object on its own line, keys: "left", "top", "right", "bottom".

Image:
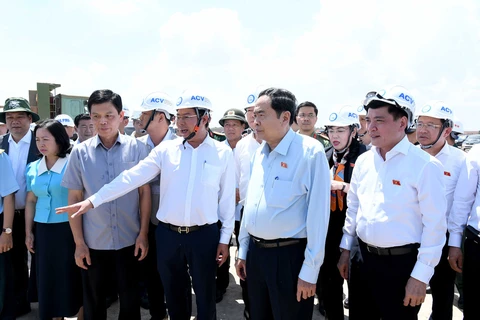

{"left": 138, "top": 92, "right": 176, "bottom": 120}
{"left": 415, "top": 101, "right": 454, "bottom": 126}
{"left": 176, "top": 90, "right": 213, "bottom": 111}
{"left": 363, "top": 85, "right": 416, "bottom": 127}
{"left": 325, "top": 105, "right": 361, "bottom": 128}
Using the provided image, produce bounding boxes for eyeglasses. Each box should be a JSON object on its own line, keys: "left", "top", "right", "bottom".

{"left": 417, "top": 122, "right": 442, "bottom": 130}
{"left": 176, "top": 115, "right": 198, "bottom": 121}
{"left": 297, "top": 113, "right": 316, "bottom": 119}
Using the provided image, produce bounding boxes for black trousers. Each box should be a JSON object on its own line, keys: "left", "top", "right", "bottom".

{"left": 463, "top": 234, "right": 480, "bottom": 320}
{"left": 317, "top": 219, "right": 345, "bottom": 320}
{"left": 348, "top": 247, "right": 370, "bottom": 320}
{"left": 0, "top": 214, "right": 15, "bottom": 320}
{"left": 11, "top": 210, "right": 30, "bottom": 311}
{"left": 352, "top": 240, "right": 421, "bottom": 320}
{"left": 140, "top": 223, "right": 166, "bottom": 319}
{"left": 234, "top": 220, "right": 250, "bottom": 315}
{"left": 81, "top": 245, "right": 140, "bottom": 320}
{"left": 429, "top": 236, "right": 455, "bottom": 320}
{"left": 246, "top": 238, "right": 313, "bottom": 320}
{"left": 156, "top": 223, "right": 219, "bottom": 320}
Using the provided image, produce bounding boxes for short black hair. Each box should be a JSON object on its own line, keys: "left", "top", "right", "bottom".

{"left": 34, "top": 119, "right": 71, "bottom": 158}
{"left": 74, "top": 113, "right": 91, "bottom": 127}
{"left": 87, "top": 89, "right": 123, "bottom": 114}
{"left": 296, "top": 101, "right": 318, "bottom": 116}
{"left": 367, "top": 104, "right": 408, "bottom": 122}
{"left": 258, "top": 88, "right": 297, "bottom": 126}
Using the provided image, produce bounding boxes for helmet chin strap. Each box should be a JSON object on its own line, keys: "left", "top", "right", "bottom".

{"left": 182, "top": 109, "right": 209, "bottom": 148}
{"left": 140, "top": 110, "right": 156, "bottom": 134}
{"left": 420, "top": 121, "right": 449, "bottom": 150}
{"left": 334, "top": 125, "right": 355, "bottom": 153}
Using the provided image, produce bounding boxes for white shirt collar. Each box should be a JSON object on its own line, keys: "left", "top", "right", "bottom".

{"left": 8, "top": 129, "right": 32, "bottom": 145}
{"left": 373, "top": 135, "right": 411, "bottom": 160}
{"left": 37, "top": 155, "right": 69, "bottom": 176}
{"left": 435, "top": 141, "right": 451, "bottom": 158}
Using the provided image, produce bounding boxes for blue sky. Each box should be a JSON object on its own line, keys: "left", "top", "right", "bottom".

{"left": 1, "top": 0, "right": 479, "bottom": 130}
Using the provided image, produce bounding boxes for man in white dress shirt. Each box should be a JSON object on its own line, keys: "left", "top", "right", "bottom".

{"left": 215, "top": 108, "right": 247, "bottom": 303}
{"left": 135, "top": 91, "right": 177, "bottom": 320}
{"left": 236, "top": 87, "right": 331, "bottom": 319}
{"left": 337, "top": 85, "right": 447, "bottom": 320}
{"left": 57, "top": 90, "right": 236, "bottom": 320}
{"left": 415, "top": 101, "right": 465, "bottom": 320}
{"left": 233, "top": 89, "right": 263, "bottom": 319}
{"left": 448, "top": 144, "right": 480, "bottom": 320}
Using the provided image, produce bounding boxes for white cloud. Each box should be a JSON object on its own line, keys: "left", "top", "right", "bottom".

{"left": 2, "top": 0, "right": 479, "bottom": 130}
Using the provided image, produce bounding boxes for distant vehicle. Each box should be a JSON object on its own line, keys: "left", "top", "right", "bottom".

{"left": 456, "top": 134, "right": 468, "bottom": 145}
{"left": 462, "top": 134, "right": 480, "bottom": 152}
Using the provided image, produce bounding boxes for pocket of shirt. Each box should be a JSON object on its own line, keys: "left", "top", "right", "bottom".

{"left": 268, "top": 180, "right": 303, "bottom": 209}
{"left": 202, "top": 163, "right": 222, "bottom": 187}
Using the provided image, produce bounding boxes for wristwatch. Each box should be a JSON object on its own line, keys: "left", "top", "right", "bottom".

{"left": 2, "top": 228, "right": 12, "bottom": 234}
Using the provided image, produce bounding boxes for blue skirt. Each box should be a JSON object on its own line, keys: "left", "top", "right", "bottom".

{"left": 35, "top": 221, "right": 82, "bottom": 319}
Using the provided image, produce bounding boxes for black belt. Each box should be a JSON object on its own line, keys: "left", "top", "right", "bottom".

{"left": 465, "top": 225, "right": 480, "bottom": 244}
{"left": 159, "top": 221, "right": 212, "bottom": 234}
{"left": 250, "top": 235, "right": 307, "bottom": 249}
{"left": 360, "top": 239, "right": 419, "bottom": 256}
{"left": 14, "top": 209, "right": 25, "bottom": 214}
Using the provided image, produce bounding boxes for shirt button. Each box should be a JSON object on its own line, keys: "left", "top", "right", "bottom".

{"left": 109, "top": 163, "right": 113, "bottom": 166}
{"left": 112, "top": 214, "right": 115, "bottom": 217}
{"left": 112, "top": 226, "right": 116, "bottom": 229}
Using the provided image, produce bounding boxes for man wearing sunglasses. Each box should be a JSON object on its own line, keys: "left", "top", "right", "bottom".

{"left": 337, "top": 85, "right": 447, "bottom": 320}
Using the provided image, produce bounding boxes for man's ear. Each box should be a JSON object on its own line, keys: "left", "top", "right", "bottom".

{"left": 283, "top": 111, "right": 291, "bottom": 124}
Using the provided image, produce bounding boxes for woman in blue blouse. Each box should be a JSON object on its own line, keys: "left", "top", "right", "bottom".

{"left": 25, "top": 119, "right": 82, "bottom": 320}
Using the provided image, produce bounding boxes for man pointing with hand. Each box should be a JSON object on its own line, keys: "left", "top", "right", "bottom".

{"left": 58, "top": 90, "right": 235, "bottom": 320}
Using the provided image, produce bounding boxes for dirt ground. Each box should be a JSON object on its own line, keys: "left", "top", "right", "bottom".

{"left": 20, "top": 245, "right": 464, "bottom": 320}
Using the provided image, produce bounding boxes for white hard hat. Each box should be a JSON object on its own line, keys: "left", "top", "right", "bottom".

{"left": 364, "top": 85, "right": 416, "bottom": 126}
{"left": 356, "top": 105, "right": 366, "bottom": 116}
{"left": 415, "top": 101, "right": 454, "bottom": 126}
{"left": 176, "top": 89, "right": 213, "bottom": 111}
{"left": 138, "top": 92, "right": 175, "bottom": 120}
{"left": 325, "top": 105, "right": 361, "bottom": 128}
{"left": 54, "top": 114, "right": 74, "bottom": 127}
{"left": 452, "top": 119, "right": 464, "bottom": 134}
{"left": 122, "top": 106, "right": 131, "bottom": 118}
{"left": 244, "top": 85, "right": 269, "bottom": 109}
